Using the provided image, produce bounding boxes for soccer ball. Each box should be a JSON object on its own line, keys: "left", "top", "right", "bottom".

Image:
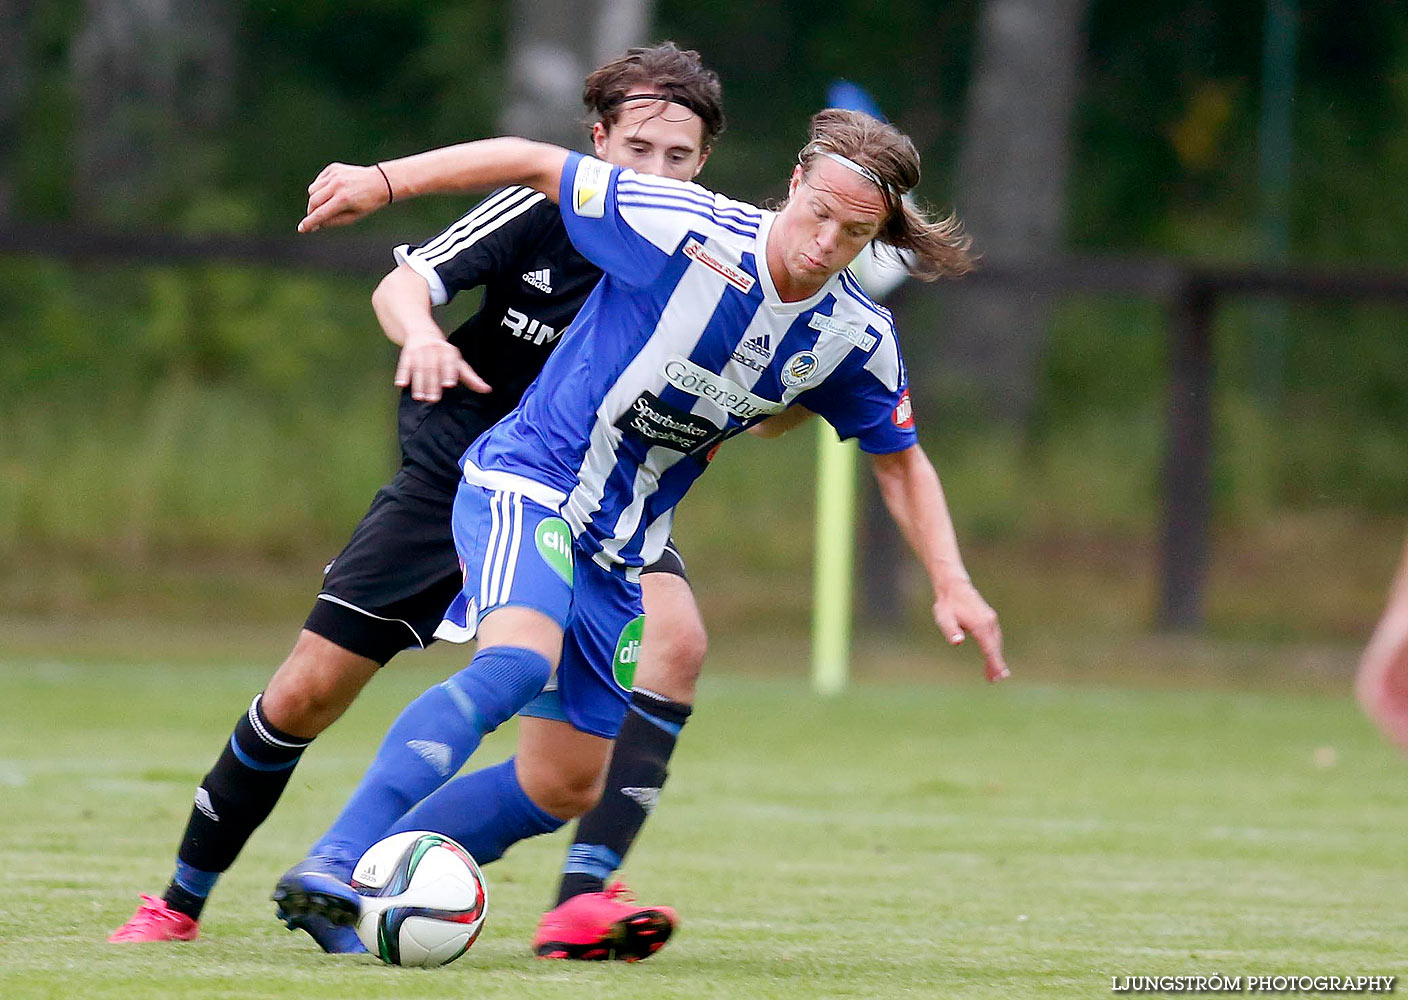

{"left": 349, "top": 830, "right": 489, "bottom": 967}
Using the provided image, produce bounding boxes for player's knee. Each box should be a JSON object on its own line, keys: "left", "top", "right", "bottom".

{"left": 638, "top": 617, "right": 708, "bottom": 699}
{"left": 262, "top": 633, "right": 376, "bottom": 736}
{"left": 526, "top": 767, "right": 604, "bottom": 820}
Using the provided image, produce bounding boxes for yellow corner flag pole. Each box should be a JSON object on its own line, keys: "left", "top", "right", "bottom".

{"left": 811, "top": 420, "right": 858, "bottom": 695}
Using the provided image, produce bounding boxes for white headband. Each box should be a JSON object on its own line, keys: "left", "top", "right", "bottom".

{"left": 818, "top": 151, "right": 887, "bottom": 195}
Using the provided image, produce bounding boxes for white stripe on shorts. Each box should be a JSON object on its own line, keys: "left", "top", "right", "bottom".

{"left": 499, "top": 492, "right": 525, "bottom": 606}
{"left": 482, "top": 491, "right": 522, "bottom": 609}
{"left": 480, "top": 491, "right": 503, "bottom": 611}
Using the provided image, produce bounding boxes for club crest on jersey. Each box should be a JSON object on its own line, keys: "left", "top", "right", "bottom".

{"left": 809, "top": 312, "right": 878, "bottom": 351}
{"left": 780, "top": 350, "right": 821, "bottom": 388}
{"left": 662, "top": 356, "right": 783, "bottom": 420}
{"left": 572, "top": 156, "right": 611, "bottom": 218}
{"left": 892, "top": 388, "right": 915, "bottom": 429}
{"left": 682, "top": 239, "right": 755, "bottom": 293}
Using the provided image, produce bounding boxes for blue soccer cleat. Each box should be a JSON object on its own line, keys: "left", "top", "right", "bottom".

{"left": 272, "top": 855, "right": 367, "bottom": 954}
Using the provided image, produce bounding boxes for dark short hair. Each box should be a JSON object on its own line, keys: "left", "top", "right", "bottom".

{"left": 583, "top": 41, "right": 725, "bottom": 147}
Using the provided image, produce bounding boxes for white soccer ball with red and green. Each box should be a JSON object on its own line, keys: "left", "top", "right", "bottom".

{"left": 349, "top": 830, "right": 488, "bottom": 967}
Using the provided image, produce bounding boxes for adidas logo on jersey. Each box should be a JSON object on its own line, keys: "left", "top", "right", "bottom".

{"left": 731, "top": 332, "right": 774, "bottom": 371}
{"left": 743, "top": 333, "right": 773, "bottom": 359}
{"left": 521, "top": 268, "right": 553, "bottom": 293}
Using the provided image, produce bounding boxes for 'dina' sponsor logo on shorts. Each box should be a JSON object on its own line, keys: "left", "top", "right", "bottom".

{"left": 534, "top": 518, "right": 574, "bottom": 584}
{"left": 612, "top": 615, "right": 646, "bottom": 690}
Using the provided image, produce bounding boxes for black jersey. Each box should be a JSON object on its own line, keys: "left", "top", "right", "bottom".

{"left": 393, "top": 186, "right": 604, "bottom": 492}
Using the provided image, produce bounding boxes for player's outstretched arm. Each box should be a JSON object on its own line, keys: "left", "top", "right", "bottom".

{"left": 299, "top": 138, "right": 570, "bottom": 233}
{"left": 372, "top": 263, "right": 490, "bottom": 402}
{"left": 748, "top": 406, "right": 816, "bottom": 439}
{"left": 1356, "top": 539, "right": 1408, "bottom": 752}
{"left": 869, "top": 444, "right": 1009, "bottom": 683}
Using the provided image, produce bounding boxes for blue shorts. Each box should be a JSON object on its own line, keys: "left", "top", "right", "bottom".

{"left": 435, "top": 484, "right": 642, "bottom": 739}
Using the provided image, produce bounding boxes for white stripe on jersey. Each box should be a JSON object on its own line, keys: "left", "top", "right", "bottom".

{"left": 600, "top": 460, "right": 668, "bottom": 567}
{"left": 638, "top": 507, "right": 675, "bottom": 570}
{"left": 863, "top": 324, "right": 903, "bottom": 392}
{"left": 420, "top": 186, "right": 538, "bottom": 259}
{"left": 421, "top": 189, "right": 545, "bottom": 269}
{"left": 563, "top": 263, "right": 730, "bottom": 547}
{"left": 468, "top": 168, "right": 914, "bottom": 571}
{"left": 461, "top": 458, "right": 566, "bottom": 511}
{"left": 395, "top": 187, "right": 546, "bottom": 306}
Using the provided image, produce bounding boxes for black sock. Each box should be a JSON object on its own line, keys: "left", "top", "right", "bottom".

{"left": 162, "top": 694, "right": 312, "bottom": 919}
{"left": 556, "top": 688, "right": 691, "bottom": 906}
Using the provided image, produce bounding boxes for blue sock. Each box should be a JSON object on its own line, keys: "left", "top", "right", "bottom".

{"left": 387, "top": 757, "right": 564, "bottom": 865}
{"left": 311, "top": 646, "right": 552, "bottom": 868}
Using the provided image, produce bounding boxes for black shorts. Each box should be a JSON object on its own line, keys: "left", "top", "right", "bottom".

{"left": 641, "top": 538, "right": 688, "bottom": 579}
{"left": 304, "top": 469, "right": 689, "bottom": 665}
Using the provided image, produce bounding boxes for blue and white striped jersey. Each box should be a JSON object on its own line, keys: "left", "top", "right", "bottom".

{"left": 461, "top": 151, "right": 918, "bottom": 573}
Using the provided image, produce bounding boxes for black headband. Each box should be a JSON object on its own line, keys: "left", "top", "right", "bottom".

{"left": 603, "top": 91, "right": 709, "bottom": 123}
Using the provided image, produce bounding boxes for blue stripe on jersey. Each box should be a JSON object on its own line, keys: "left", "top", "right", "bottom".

{"left": 463, "top": 151, "right": 915, "bottom": 571}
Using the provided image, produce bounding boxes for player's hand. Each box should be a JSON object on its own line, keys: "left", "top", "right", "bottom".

{"left": 298, "top": 163, "right": 390, "bottom": 233}
{"left": 932, "top": 578, "right": 1009, "bottom": 683}
{"left": 395, "top": 333, "right": 491, "bottom": 402}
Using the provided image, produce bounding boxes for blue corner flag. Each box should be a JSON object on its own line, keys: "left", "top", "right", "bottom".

{"left": 826, "top": 80, "right": 886, "bottom": 120}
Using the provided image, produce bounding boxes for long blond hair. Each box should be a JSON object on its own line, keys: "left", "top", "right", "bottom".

{"left": 798, "top": 109, "right": 973, "bottom": 280}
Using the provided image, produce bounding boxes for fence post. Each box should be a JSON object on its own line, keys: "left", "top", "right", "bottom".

{"left": 1158, "top": 282, "right": 1216, "bottom": 629}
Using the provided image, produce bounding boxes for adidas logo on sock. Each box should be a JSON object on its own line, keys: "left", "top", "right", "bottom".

{"left": 194, "top": 787, "right": 220, "bottom": 822}
{"left": 522, "top": 268, "right": 553, "bottom": 293}
{"left": 620, "top": 786, "right": 661, "bottom": 814}
{"left": 407, "top": 739, "right": 453, "bottom": 776}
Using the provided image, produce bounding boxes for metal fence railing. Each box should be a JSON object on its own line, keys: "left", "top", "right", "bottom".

{"left": 4, "top": 223, "right": 1406, "bottom": 629}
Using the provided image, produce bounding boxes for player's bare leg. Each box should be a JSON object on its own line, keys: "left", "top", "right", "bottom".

{"left": 516, "top": 716, "right": 611, "bottom": 818}
{"left": 1356, "top": 541, "right": 1408, "bottom": 752}
{"left": 263, "top": 631, "right": 381, "bottom": 736}
{"left": 535, "top": 568, "right": 705, "bottom": 960}
{"left": 110, "top": 632, "right": 378, "bottom": 943}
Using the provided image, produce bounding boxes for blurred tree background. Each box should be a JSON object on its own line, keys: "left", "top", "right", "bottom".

{"left": 1, "top": 0, "right": 1404, "bottom": 650}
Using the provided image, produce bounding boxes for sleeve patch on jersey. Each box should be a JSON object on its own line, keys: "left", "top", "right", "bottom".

{"left": 892, "top": 388, "right": 916, "bottom": 429}
{"left": 683, "top": 239, "right": 755, "bottom": 293}
{"left": 809, "top": 312, "right": 878, "bottom": 351}
{"left": 572, "top": 156, "right": 612, "bottom": 218}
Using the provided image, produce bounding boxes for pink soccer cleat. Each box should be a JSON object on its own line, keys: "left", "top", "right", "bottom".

{"left": 533, "top": 882, "right": 676, "bottom": 962}
{"left": 108, "top": 895, "right": 200, "bottom": 943}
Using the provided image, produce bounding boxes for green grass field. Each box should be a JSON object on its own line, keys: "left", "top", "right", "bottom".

{"left": 1, "top": 634, "right": 1405, "bottom": 999}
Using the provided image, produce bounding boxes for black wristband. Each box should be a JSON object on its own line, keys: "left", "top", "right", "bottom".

{"left": 375, "top": 163, "right": 394, "bottom": 204}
